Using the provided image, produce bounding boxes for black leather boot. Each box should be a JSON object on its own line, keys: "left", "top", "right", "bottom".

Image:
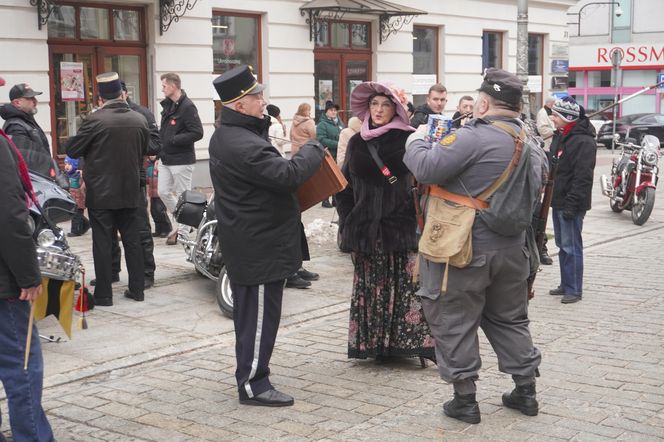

{"left": 502, "top": 383, "right": 538, "bottom": 416}
{"left": 443, "top": 393, "right": 481, "bottom": 424}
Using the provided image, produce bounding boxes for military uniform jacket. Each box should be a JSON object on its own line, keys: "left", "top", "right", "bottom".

{"left": 66, "top": 100, "right": 148, "bottom": 209}
{"left": 209, "top": 108, "right": 325, "bottom": 286}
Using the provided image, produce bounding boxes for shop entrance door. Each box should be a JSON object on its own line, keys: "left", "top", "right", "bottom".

{"left": 48, "top": 45, "right": 147, "bottom": 156}
{"left": 314, "top": 53, "right": 370, "bottom": 124}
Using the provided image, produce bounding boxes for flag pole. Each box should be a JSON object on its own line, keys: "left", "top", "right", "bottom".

{"left": 24, "top": 301, "right": 35, "bottom": 370}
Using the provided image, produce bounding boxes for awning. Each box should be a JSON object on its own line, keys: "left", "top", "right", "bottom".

{"left": 300, "top": 0, "right": 427, "bottom": 43}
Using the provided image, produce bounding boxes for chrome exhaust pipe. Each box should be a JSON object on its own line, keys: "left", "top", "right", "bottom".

{"left": 600, "top": 175, "right": 613, "bottom": 197}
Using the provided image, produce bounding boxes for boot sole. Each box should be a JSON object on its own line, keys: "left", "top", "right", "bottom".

{"left": 502, "top": 398, "right": 538, "bottom": 416}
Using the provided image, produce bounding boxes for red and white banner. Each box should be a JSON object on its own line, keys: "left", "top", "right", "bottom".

{"left": 570, "top": 43, "right": 664, "bottom": 70}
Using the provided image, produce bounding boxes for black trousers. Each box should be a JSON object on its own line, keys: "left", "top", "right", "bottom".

{"left": 88, "top": 207, "right": 144, "bottom": 300}
{"left": 109, "top": 188, "right": 155, "bottom": 278}
{"left": 150, "top": 197, "right": 172, "bottom": 235}
{"left": 232, "top": 280, "right": 285, "bottom": 400}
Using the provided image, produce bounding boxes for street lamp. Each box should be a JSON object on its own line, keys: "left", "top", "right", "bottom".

{"left": 567, "top": 1, "right": 622, "bottom": 37}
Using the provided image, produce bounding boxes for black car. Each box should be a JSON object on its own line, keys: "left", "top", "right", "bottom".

{"left": 597, "top": 113, "right": 664, "bottom": 148}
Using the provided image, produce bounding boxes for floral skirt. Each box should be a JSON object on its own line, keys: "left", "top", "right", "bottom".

{"left": 348, "top": 250, "right": 435, "bottom": 359}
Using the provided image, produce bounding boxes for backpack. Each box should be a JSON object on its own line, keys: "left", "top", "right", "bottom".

{"left": 473, "top": 121, "right": 546, "bottom": 237}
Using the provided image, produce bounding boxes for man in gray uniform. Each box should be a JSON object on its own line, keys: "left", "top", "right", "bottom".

{"left": 404, "top": 68, "right": 542, "bottom": 424}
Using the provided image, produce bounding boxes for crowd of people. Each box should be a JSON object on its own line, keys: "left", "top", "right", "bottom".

{"left": 0, "top": 63, "right": 599, "bottom": 438}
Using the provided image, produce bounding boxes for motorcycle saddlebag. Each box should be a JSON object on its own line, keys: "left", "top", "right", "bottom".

{"left": 174, "top": 190, "right": 207, "bottom": 227}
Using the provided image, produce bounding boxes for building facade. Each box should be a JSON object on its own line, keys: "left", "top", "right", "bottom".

{"left": 0, "top": 0, "right": 574, "bottom": 185}
{"left": 567, "top": 0, "right": 664, "bottom": 117}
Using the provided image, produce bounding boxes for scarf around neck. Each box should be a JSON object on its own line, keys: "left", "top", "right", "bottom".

{"left": 360, "top": 117, "right": 414, "bottom": 141}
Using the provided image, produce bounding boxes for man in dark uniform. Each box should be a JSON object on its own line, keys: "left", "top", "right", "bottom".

{"left": 404, "top": 68, "right": 543, "bottom": 424}
{"left": 0, "top": 75, "right": 55, "bottom": 442}
{"left": 94, "top": 81, "right": 161, "bottom": 290}
{"left": 67, "top": 72, "right": 148, "bottom": 305}
{"left": 209, "top": 65, "right": 325, "bottom": 407}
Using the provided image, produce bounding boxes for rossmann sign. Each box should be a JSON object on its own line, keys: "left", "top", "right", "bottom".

{"left": 569, "top": 43, "right": 664, "bottom": 70}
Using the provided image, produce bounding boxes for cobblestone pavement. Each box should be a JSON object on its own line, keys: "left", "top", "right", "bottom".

{"left": 2, "top": 150, "right": 664, "bottom": 441}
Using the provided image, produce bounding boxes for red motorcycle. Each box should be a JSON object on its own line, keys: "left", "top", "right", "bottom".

{"left": 600, "top": 134, "right": 660, "bottom": 225}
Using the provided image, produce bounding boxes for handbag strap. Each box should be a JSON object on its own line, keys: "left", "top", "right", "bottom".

{"left": 366, "top": 141, "right": 397, "bottom": 184}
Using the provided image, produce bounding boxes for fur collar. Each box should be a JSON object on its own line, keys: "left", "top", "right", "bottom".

{"left": 347, "top": 129, "right": 411, "bottom": 185}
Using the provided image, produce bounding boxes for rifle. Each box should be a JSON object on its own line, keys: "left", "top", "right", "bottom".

{"left": 527, "top": 153, "right": 558, "bottom": 300}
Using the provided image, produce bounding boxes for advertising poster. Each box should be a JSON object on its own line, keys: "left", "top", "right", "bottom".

{"left": 60, "top": 62, "right": 85, "bottom": 102}
{"left": 318, "top": 79, "right": 333, "bottom": 108}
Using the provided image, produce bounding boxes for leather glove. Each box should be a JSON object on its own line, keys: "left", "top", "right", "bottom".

{"left": 562, "top": 208, "right": 576, "bottom": 220}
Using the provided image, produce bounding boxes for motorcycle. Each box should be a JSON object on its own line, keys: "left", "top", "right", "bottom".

{"left": 174, "top": 190, "right": 233, "bottom": 317}
{"left": 600, "top": 134, "right": 660, "bottom": 226}
{"left": 29, "top": 171, "right": 81, "bottom": 281}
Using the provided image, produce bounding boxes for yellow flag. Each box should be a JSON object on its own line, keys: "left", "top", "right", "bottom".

{"left": 33, "top": 277, "right": 75, "bottom": 339}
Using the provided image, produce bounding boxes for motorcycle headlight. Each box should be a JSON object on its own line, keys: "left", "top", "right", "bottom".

{"left": 642, "top": 148, "right": 660, "bottom": 167}
{"left": 36, "top": 229, "right": 56, "bottom": 247}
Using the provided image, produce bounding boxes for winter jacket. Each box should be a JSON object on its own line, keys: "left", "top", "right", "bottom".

{"left": 410, "top": 103, "right": 438, "bottom": 128}
{"left": 0, "top": 103, "right": 55, "bottom": 179}
{"left": 159, "top": 91, "right": 203, "bottom": 165}
{"left": 337, "top": 116, "right": 361, "bottom": 168}
{"left": 128, "top": 98, "right": 161, "bottom": 187}
{"left": 336, "top": 129, "right": 417, "bottom": 254}
{"left": 0, "top": 131, "right": 41, "bottom": 298}
{"left": 268, "top": 115, "right": 288, "bottom": 156}
{"left": 536, "top": 106, "right": 555, "bottom": 151}
{"left": 550, "top": 117, "right": 597, "bottom": 213}
{"left": 290, "top": 114, "right": 316, "bottom": 155}
{"left": 66, "top": 99, "right": 148, "bottom": 209}
{"left": 316, "top": 115, "right": 344, "bottom": 159}
{"left": 209, "top": 107, "right": 325, "bottom": 286}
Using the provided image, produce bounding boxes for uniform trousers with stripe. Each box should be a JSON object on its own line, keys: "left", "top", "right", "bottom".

{"left": 232, "top": 280, "right": 285, "bottom": 400}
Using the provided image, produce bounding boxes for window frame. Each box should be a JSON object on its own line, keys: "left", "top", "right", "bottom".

{"left": 212, "top": 11, "right": 263, "bottom": 80}
{"left": 47, "top": 1, "right": 146, "bottom": 47}
{"left": 412, "top": 25, "right": 439, "bottom": 77}
{"left": 482, "top": 30, "right": 504, "bottom": 71}
{"left": 314, "top": 19, "right": 372, "bottom": 53}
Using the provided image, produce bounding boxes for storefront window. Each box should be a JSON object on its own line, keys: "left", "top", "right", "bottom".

{"left": 588, "top": 71, "right": 611, "bottom": 87}
{"left": 80, "top": 7, "right": 110, "bottom": 40}
{"left": 331, "top": 23, "right": 350, "bottom": 48}
{"left": 482, "top": 31, "right": 503, "bottom": 70}
{"left": 212, "top": 13, "right": 260, "bottom": 76}
{"left": 622, "top": 95, "right": 656, "bottom": 116}
{"left": 622, "top": 70, "right": 654, "bottom": 87}
{"left": 568, "top": 71, "right": 584, "bottom": 88}
{"left": 48, "top": 5, "right": 75, "bottom": 39}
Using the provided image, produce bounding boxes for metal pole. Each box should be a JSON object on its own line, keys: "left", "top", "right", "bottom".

{"left": 610, "top": 49, "right": 622, "bottom": 150}
{"left": 517, "top": 0, "right": 530, "bottom": 118}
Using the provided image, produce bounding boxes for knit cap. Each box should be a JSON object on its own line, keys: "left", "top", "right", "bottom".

{"left": 552, "top": 96, "right": 581, "bottom": 123}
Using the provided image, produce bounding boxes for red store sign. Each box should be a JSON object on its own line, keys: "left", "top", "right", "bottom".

{"left": 570, "top": 43, "right": 664, "bottom": 70}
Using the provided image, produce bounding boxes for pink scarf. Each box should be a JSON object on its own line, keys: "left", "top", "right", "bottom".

{"left": 360, "top": 117, "right": 415, "bottom": 141}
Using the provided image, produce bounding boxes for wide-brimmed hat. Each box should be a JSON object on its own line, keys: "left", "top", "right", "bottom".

{"left": 350, "top": 81, "right": 409, "bottom": 124}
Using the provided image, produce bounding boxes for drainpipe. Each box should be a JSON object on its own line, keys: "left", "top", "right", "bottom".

{"left": 517, "top": 0, "right": 531, "bottom": 118}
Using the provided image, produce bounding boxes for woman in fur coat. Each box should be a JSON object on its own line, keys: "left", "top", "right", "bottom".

{"left": 336, "top": 81, "right": 435, "bottom": 365}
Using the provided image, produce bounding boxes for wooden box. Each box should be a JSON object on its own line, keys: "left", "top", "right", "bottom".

{"left": 296, "top": 151, "right": 348, "bottom": 212}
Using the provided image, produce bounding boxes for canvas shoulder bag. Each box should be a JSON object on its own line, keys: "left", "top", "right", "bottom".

{"left": 418, "top": 124, "right": 522, "bottom": 292}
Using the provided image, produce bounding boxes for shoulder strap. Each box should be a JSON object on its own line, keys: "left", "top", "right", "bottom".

{"left": 476, "top": 121, "right": 525, "bottom": 200}
{"left": 366, "top": 141, "right": 397, "bottom": 184}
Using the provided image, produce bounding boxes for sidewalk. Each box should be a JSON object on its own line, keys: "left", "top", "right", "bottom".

{"left": 2, "top": 149, "right": 664, "bottom": 441}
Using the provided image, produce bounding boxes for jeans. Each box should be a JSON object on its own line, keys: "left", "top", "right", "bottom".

{"left": 552, "top": 209, "right": 585, "bottom": 296}
{"left": 0, "top": 298, "right": 55, "bottom": 442}
{"left": 157, "top": 163, "right": 194, "bottom": 236}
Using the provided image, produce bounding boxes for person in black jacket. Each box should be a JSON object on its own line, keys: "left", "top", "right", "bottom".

{"left": 158, "top": 73, "right": 204, "bottom": 245}
{"left": 409, "top": 83, "right": 448, "bottom": 128}
{"left": 0, "top": 74, "right": 55, "bottom": 442}
{"left": 67, "top": 72, "right": 149, "bottom": 306}
{"left": 209, "top": 65, "right": 325, "bottom": 407}
{"left": 95, "top": 81, "right": 160, "bottom": 290}
{"left": 549, "top": 97, "right": 597, "bottom": 304}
